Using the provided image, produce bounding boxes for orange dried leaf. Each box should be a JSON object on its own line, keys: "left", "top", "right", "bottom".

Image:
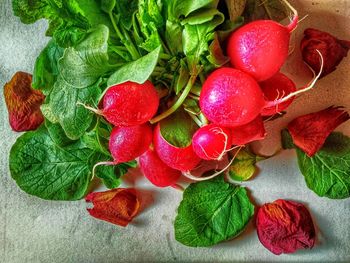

{"left": 287, "top": 106, "right": 349, "bottom": 156}
{"left": 256, "top": 199, "right": 316, "bottom": 255}
{"left": 86, "top": 188, "right": 140, "bottom": 227}
{"left": 4, "top": 71, "right": 45, "bottom": 131}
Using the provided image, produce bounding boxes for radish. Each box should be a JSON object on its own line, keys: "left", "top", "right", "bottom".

{"left": 92, "top": 123, "right": 153, "bottom": 176}
{"left": 139, "top": 148, "right": 181, "bottom": 187}
{"left": 260, "top": 72, "right": 297, "bottom": 116}
{"left": 200, "top": 53, "right": 324, "bottom": 128}
{"left": 199, "top": 67, "right": 265, "bottom": 127}
{"left": 192, "top": 124, "right": 233, "bottom": 161}
{"left": 109, "top": 124, "right": 153, "bottom": 163}
{"left": 231, "top": 115, "right": 266, "bottom": 145}
{"left": 78, "top": 81, "right": 159, "bottom": 126}
{"left": 153, "top": 123, "right": 201, "bottom": 172}
{"left": 227, "top": 0, "right": 298, "bottom": 81}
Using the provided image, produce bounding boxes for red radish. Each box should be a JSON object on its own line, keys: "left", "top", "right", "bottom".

{"left": 78, "top": 81, "right": 159, "bottom": 126}
{"left": 200, "top": 54, "right": 324, "bottom": 128}
{"left": 153, "top": 123, "right": 201, "bottom": 171}
{"left": 200, "top": 67, "right": 265, "bottom": 127}
{"left": 231, "top": 115, "right": 266, "bottom": 145}
{"left": 260, "top": 72, "right": 297, "bottom": 116}
{"left": 139, "top": 148, "right": 181, "bottom": 187}
{"left": 192, "top": 124, "right": 233, "bottom": 160}
{"left": 109, "top": 123, "right": 153, "bottom": 163}
{"left": 227, "top": 1, "right": 298, "bottom": 81}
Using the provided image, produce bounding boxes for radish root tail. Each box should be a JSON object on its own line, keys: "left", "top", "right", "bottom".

{"left": 76, "top": 102, "right": 103, "bottom": 115}
{"left": 264, "top": 49, "right": 324, "bottom": 109}
{"left": 92, "top": 161, "right": 117, "bottom": 179}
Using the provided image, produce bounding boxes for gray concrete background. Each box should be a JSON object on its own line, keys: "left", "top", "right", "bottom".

{"left": 1, "top": 0, "right": 350, "bottom": 262}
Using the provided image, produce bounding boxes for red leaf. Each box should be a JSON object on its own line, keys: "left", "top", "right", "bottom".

{"left": 4, "top": 72, "right": 45, "bottom": 131}
{"left": 230, "top": 115, "right": 266, "bottom": 145}
{"left": 287, "top": 106, "right": 349, "bottom": 156}
{"left": 301, "top": 28, "right": 350, "bottom": 78}
{"left": 86, "top": 188, "right": 140, "bottom": 227}
{"left": 256, "top": 199, "right": 316, "bottom": 255}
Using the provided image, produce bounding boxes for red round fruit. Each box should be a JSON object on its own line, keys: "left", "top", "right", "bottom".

{"left": 103, "top": 81, "right": 159, "bottom": 126}
{"left": 199, "top": 67, "right": 265, "bottom": 127}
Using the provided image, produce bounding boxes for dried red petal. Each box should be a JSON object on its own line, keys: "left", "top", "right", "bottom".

{"left": 4, "top": 72, "right": 45, "bottom": 131}
{"left": 287, "top": 106, "right": 349, "bottom": 157}
{"left": 86, "top": 188, "right": 140, "bottom": 227}
{"left": 256, "top": 199, "right": 316, "bottom": 255}
{"left": 301, "top": 28, "right": 350, "bottom": 78}
{"left": 230, "top": 115, "right": 266, "bottom": 145}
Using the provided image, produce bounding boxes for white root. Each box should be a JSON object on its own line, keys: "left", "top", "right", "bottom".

{"left": 264, "top": 49, "right": 324, "bottom": 109}
{"left": 181, "top": 147, "right": 243, "bottom": 182}
{"left": 76, "top": 101, "right": 102, "bottom": 115}
{"left": 92, "top": 161, "right": 117, "bottom": 179}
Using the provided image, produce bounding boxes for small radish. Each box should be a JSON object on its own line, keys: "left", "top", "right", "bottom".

{"left": 153, "top": 123, "right": 201, "bottom": 171}
{"left": 92, "top": 123, "right": 153, "bottom": 176}
{"left": 109, "top": 124, "right": 153, "bottom": 163}
{"left": 200, "top": 67, "right": 265, "bottom": 127}
{"left": 260, "top": 72, "right": 297, "bottom": 116}
{"left": 200, "top": 54, "right": 323, "bottom": 128}
{"left": 192, "top": 124, "right": 233, "bottom": 161}
{"left": 231, "top": 115, "right": 266, "bottom": 145}
{"left": 139, "top": 148, "right": 181, "bottom": 187}
{"left": 79, "top": 81, "right": 159, "bottom": 126}
{"left": 227, "top": 0, "right": 298, "bottom": 81}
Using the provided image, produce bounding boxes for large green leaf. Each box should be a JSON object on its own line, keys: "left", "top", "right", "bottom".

{"left": 59, "top": 24, "right": 111, "bottom": 88}
{"left": 107, "top": 45, "right": 161, "bottom": 86}
{"left": 9, "top": 126, "right": 94, "bottom": 200}
{"left": 49, "top": 76, "right": 101, "bottom": 140}
{"left": 296, "top": 132, "right": 350, "bottom": 199}
{"left": 13, "top": 0, "right": 91, "bottom": 47}
{"left": 175, "top": 176, "right": 255, "bottom": 247}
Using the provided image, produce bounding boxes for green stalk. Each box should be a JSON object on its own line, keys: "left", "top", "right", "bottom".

{"left": 150, "top": 74, "right": 197, "bottom": 124}
{"left": 109, "top": 12, "right": 140, "bottom": 60}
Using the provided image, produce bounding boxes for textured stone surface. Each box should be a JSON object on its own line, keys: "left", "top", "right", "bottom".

{"left": 0, "top": 0, "right": 349, "bottom": 262}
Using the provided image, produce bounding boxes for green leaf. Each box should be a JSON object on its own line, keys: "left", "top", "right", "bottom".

{"left": 174, "top": 176, "right": 255, "bottom": 247}
{"left": 101, "top": 0, "right": 116, "bottom": 14}
{"left": 59, "top": 24, "right": 111, "bottom": 88}
{"left": 9, "top": 126, "right": 94, "bottom": 200}
{"left": 160, "top": 110, "right": 197, "bottom": 148}
{"left": 82, "top": 120, "right": 111, "bottom": 156}
{"left": 206, "top": 34, "right": 229, "bottom": 67}
{"left": 107, "top": 45, "right": 161, "bottom": 86}
{"left": 45, "top": 119, "right": 74, "bottom": 147}
{"left": 115, "top": 0, "right": 139, "bottom": 30}
{"left": 243, "top": 0, "right": 289, "bottom": 22}
{"left": 32, "top": 39, "right": 64, "bottom": 95}
{"left": 296, "top": 132, "right": 350, "bottom": 199}
{"left": 49, "top": 76, "right": 102, "bottom": 140}
{"left": 13, "top": 0, "right": 91, "bottom": 47}
{"left": 217, "top": 16, "right": 244, "bottom": 43}
{"left": 166, "top": 0, "right": 220, "bottom": 19}
{"left": 229, "top": 148, "right": 264, "bottom": 181}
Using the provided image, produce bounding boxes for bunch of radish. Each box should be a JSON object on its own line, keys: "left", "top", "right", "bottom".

{"left": 83, "top": 1, "right": 324, "bottom": 187}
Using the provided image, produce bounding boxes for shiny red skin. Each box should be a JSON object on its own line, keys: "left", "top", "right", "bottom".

{"left": 153, "top": 124, "right": 201, "bottom": 172}
{"left": 103, "top": 81, "right": 159, "bottom": 126}
{"left": 227, "top": 20, "right": 291, "bottom": 81}
{"left": 200, "top": 67, "right": 265, "bottom": 127}
{"left": 139, "top": 149, "right": 181, "bottom": 187}
{"left": 260, "top": 72, "right": 297, "bottom": 116}
{"left": 192, "top": 124, "right": 233, "bottom": 160}
{"left": 231, "top": 115, "right": 266, "bottom": 145}
{"left": 109, "top": 123, "right": 153, "bottom": 163}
